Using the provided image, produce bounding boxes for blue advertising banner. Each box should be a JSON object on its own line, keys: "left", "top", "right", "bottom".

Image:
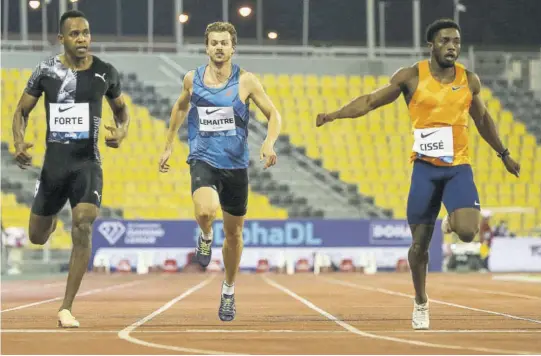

{"left": 91, "top": 219, "right": 443, "bottom": 272}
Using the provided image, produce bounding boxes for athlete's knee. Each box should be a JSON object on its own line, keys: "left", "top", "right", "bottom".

{"left": 71, "top": 207, "right": 98, "bottom": 248}
{"left": 29, "top": 217, "right": 57, "bottom": 245}
{"left": 29, "top": 230, "right": 50, "bottom": 245}
{"left": 223, "top": 225, "right": 243, "bottom": 247}
{"left": 71, "top": 222, "right": 93, "bottom": 248}
{"left": 408, "top": 243, "right": 429, "bottom": 262}
{"left": 195, "top": 206, "right": 217, "bottom": 223}
{"left": 453, "top": 224, "right": 479, "bottom": 243}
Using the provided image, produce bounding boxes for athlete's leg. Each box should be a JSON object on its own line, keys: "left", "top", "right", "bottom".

{"left": 442, "top": 164, "right": 481, "bottom": 243}
{"left": 191, "top": 160, "right": 221, "bottom": 267}
{"left": 222, "top": 211, "right": 244, "bottom": 288}
{"left": 57, "top": 162, "right": 102, "bottom": 327}
{"left": 29, "top": 172, "right": 67, "bottom": 245}
{"left": 59, "top": 202, "right": 99, "bottom": 313}
{"left": 193, "top": 187, "right": 220, "bottom": 238}
{"left": 217, "top": 167, "right": 248, "bottom": 322}
{"left": 28, "top": 214, "right": 58, "bottom": 245}
{"left": 407, "top": 161, "right": 443, "bottom": 305}
{"left": 407, "top": 160, "right": 444, "bottom": 330}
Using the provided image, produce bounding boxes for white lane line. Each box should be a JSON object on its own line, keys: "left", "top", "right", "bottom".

{"left": 2, "top": 282, "right": 65, "bottom": 294}
{"left": 326, "top": 277, "right": 541, "bottom": 325}
{"left": 264, "top": 276, "right": 536, "bottom": 355}
{"left": 117, "top": 276, "right": 242, "bottom": 355}
{"left": 1, "top": 281, "right": 142, "bottom": 313}
{"left": 3, "top": 328, "right": 541, "bottom": 334}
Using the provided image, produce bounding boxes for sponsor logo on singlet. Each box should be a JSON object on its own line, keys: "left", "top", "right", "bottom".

{"left": 49, "top": 103, "right": 90, "bottom": 141}
{"left": 196, "top": 106, "right": 236, "bottom": 136}
{"left": 413, "top": 126, "right": 454, "bottom": 160}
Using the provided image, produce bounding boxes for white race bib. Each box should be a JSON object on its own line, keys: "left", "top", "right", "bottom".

{"left": 197, "top": 106, "right": 236, "bottom": 134}
{"left": 49, "top": 103, "right": 90, "bottom": 140}
{"left": 412, "top": 127, "right": 454, "bottom": 159}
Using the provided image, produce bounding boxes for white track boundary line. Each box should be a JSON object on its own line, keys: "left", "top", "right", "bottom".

{"left": 326, "top": 277, "right": 541, "bottom": 325}
{"left": 493, "top": 275, "right": 541, "bottom": 283}
{"left": 1, "top": 281, "right": 142, "bottom": 313}
{"left": 264, "top": 276, "right": 536, "bottom": 355}
{"left": 2, "top": 282, "right": 65, "bottom": 294}
{"left": 4, "top": 328, "right": 541, "bottom": 334}
{"left": 117, "top": 276, "right": 241, "bottom": 355}
{"left": 461, "top": 286, "right": 541, "bottom": 301}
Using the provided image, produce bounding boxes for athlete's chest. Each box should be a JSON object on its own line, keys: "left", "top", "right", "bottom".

{"left": 42, "top": 70, "right": 108, "bottom": 103}
{"left": 413, "top": 78, "right": 472, "bottom": 111}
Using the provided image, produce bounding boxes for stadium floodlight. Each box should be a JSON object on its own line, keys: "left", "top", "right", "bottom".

{"left": 267, "top": 31, "right": 278, "bottom": 40}
{"left": 178, "top": 13, "right": 189, "bottom": 24}
{"left": 29, "top": 0, "right": 41, "bottom": 9}
{"left": 238, "top": 6, "right": 252, "bottom": 17}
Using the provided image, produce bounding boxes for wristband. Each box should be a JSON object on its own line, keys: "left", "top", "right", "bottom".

{"left": 497, "top": 148, "right": 509, "bottom": 159}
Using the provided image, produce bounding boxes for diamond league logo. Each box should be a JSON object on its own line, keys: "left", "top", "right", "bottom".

{"left": 98, "top": 221, "right": 126, "bottom": 245}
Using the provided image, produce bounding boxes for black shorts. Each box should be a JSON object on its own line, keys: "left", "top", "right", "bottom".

{"left": 31, "top": 160, "right": 103, "bottom": 216}
{"left": 190, "top": 160, "right": 248, "bottom": 217}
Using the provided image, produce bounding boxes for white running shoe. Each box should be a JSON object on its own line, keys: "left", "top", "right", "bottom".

{"left": 412, "top": 299, "right": 429, "bottom": 330}
{"left": 441, "top": 215, "right": 452, "bottom": 234}
{"left": 57, "top": 309, "right": 80, "bottom": 328}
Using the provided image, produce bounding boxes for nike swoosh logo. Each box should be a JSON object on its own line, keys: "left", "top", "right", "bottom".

{"left": 420, "top": 130, "right": 438, "bottom": 138}
{"left": 205, "top": 108, "right": 221, "bottom": 115}
{"left": 59, "top": 106, "right": 75, "bottom": 113}
{"left": 452, "top": 86, "right": 463, "bottom": 91}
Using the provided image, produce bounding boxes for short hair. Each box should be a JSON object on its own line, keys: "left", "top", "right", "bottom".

{"left": 204, "top": 22, "right": 237, "bottom": 48}
{"left": 425, "top": 18, "right": 460, "bottom": 43}
{"left": 59, "top": 10, "right": 87, "bottom": 34}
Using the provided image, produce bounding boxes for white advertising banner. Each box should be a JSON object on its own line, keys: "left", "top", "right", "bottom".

{"left": 488, "top": 237, "right": 541, "bottom": 272}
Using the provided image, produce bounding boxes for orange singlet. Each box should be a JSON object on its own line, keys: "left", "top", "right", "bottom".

{"left": 408, "top": 59, "right": 473, "bottom": 166}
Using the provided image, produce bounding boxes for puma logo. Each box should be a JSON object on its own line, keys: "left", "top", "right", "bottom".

{"left": 93, "top": 190, "right": 101, "bottom": 202}
{"left": 95, "top": 73, "right": 107, "bottom": 83}
{"left": 420, "top": 130, "right": 438, "bottom": 139}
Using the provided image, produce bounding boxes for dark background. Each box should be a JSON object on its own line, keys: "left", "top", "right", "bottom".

{"left": 4, "top": 0, "right": 541, "bottom": 49}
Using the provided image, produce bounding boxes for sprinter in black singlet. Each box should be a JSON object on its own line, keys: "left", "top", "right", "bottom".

{"left": 12, "top": 10, "right": 130, "bottom": 328}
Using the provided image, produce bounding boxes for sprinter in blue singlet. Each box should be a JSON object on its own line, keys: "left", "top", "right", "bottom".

{"left": 159, "top": 22, "right": 282, "bottom": 322}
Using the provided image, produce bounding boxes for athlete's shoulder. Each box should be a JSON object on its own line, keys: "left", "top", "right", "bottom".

{"left": 91, "top": 55, "right": 117, "bottom": 74}
{"left": 32, "top": 55, "right": 58, "bottom": 74}
{"left": 183, "top": 70, "right": 195, "bottom": 89}
{"left": 390, "top": 63, "right": 418, "bottom": 85}
{"left": 464, "top": 69, "right": 481, "bottom": 94}
{"left": 238, "top": 68, "right": 257, "bottom": 83}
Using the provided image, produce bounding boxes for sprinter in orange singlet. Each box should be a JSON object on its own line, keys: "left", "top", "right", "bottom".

{"left": 315, "top": 19, "right": 520, "bottom": 330}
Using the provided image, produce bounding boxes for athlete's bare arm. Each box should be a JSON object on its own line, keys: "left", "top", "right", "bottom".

{"left": 12, "top": 92, "right": 40, "bottom": 169}
{"left": 316, "top": 67, "right": 417, "bottom": 127}
{"left": 243, "top": 72, "right": 281, "bottom": 169}
{"left": 105, "top": 95, "right": 130, "bottom": 148}
{"left": 468, "top": 71, "right": 520, "bottom": 177}
{"left": 159, "top": 70, "right": 194, "bottom": 172}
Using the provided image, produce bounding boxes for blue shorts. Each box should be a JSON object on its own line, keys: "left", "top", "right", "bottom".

{"left": 407, "top": 160, "right": 481, "bottom": 225}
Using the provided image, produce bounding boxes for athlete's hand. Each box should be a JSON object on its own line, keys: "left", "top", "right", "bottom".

{"left": 104, "top": 125, "right": 126, "bottom": 148}
{"left": 502, "top": 155, "right": 520, "bottom": 178}
{"left": 14, "top": 142, "right": 33, "bottom": 169}
{"left": 260, "top": 140, "right": 277, "bottom": 170}
{"left": 316, "top": 113, "right": 335, "bottom": 127}
{"left": 159, "top": 147, "right": 172, "bottom": 173}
